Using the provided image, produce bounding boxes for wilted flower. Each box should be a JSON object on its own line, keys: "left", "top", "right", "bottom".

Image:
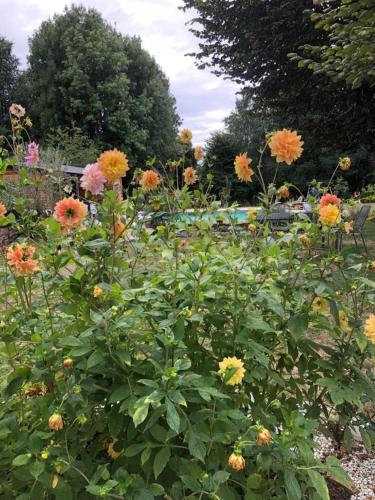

{"left": 98, "top": 149, "right": 129, "bottom": 181}
{"left": 140, "top": 170, "right": 160, "bottom": 190}
{"left": 7, "top": 243, "right": 38, "bottom": 276}
{"left": 319, "top": 194, "right": 341, "bottom": 208}
{"left": 339, "top": 310, "right": 350, "bottom": 333}
{"left": 108, "top": 440, "right": 122, "bottom": 459}
{"left": 0, "top": 202, "right": 7, "bottom": 218}
{"left": 257, "top": 427, "right": 272, "bottom": 446}
{"left": 63, "top": 185, "right": 72, "bottom": 194}
{"left": 183, "top": 167, "right": 198, "bottom": 185}
{"left": 339, "top": 157, "right": 351, "bottom": 171}
{"left": 113, "top": 217, "right": 127, "bottom": 241}
{"left": 234, "top": 153, "right": 254, "bottom": 182}
{"left": 299, "top": 234, "right": 310, "bottom": 248}
{"left": 248, "top": 223, "right": 257, "bottom": 233}
{"left": 93, "top": 286, "right": 103, "bottom": 298}
{"left": 278, "top": 185, "right": 290, "bottom": 199}
{"left": 364, "top": 314, "right": 375, "bottom": 344}
{"left": 312, "top": 297, "right": 330, "bottom": 316}
{"left": 179, "top": 128, "right": 192, "bottom": 144}
{"left": 54, "top": 197, "right": 87, "bottom": 228}
{"left": 52, "top": 474, "right": 59, "bottom": 489}
{"left": 80, "top": 163, "right": 106, "bottom": 195}
{"left": 368, "top": 261, "right": 375, "bottom": 271}
{"left": 9, "top": 103, "right": 26, "bottom": 118}
{"left": 25, "top": 142, "right": 39, "bottom": 167}
{"left": 194, "top": 146, "right": 204, "bottom": 160}
{"left": 218, "top": 356, "right": 245, "bottom": 385}
{"left": 48, "top": 414, "right": 64, "bottom": 431}
{"left": 268, "top": 129, "right": 303, "bottom": 165}
{"left": 228, "top": 453, "right": 246, "bottom": 471}
{"left": 344, "top": 221, "right": 353, "bottom": 234}
{"left": 319, "top": 204, "right": 341, "bottom": 227}
{"left": 24, "top": 117, "right": 32, "bottom": 128}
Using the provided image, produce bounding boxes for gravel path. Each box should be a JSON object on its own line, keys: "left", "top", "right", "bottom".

{"left": 315, "top": 436, "right": 375, "bottom": 499}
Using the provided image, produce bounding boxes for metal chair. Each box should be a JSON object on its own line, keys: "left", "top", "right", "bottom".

{"left": 256, "top": 210, "right": 292, "bottom": 232}
{"left": 338, "top": 205, "right": 371, "bottom": 253}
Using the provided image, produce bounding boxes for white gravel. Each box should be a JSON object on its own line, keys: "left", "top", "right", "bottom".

{"left": 314, "top": 435, "right": 375, "bottom": 499}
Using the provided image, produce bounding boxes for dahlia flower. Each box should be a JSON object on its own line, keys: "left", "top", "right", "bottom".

{"left": 234, "top": 153, "right": 254, "bottom": 182}
{"left": 179, "top": 128, "right": 192, "bottom": 144}
{"left": 183, "top": 167, "right": 198, "bottom": 185}
{"left": 257, "top": 428, "right": 272, "bottom": 446}
{"left": 80, "top": 163, "right": 106, "bottom": 195}
{"left": 218, "top": 356, "right": 245, "bottom": 385}
{"left": 25, "top": 142, "right": 39, "bottom": 166}
{"left": 0, "top": 202, "right": 6, "bottom": 218}
{"left": 54, "top": 197, "right": 87, "bottom": 228}
{"left": 339, "top": 157, "right": 351, "bottom": 171}
{"left": 228, "top": 453, "right": 245, "bottom": 471}
{"left": 319, "top": 194, "right": 341, "bottom": 208}
{"left": 48, "top": 414, "right": 64, "bottom": 431}
{"left": 7, "top": 243, "right": 38, "bottom": 276}
{"left": 140, "top": 170, "right": 160, "bottom": 190}
{"left": 319, "top": 204, "right": 341, "bottom": 227}
{"left": 194, "top": 146, "right": 204, "bottom": 160}
{"left": 268, "top": 129, "right": 303, "bottom": 165}
{"left": 364, "top": 314, "right": 375, "bottom": 344}
{"left": 278, "top": 185, "right": 290, "bottom": 199}
{"left": 312, "top": 297, "right": 330, "bottom": 316}
{"left": 9, "top": 103, "right": 25, "bottom": 118}
{"left": 98, "top": 149, "right": 129, "bottom": 181}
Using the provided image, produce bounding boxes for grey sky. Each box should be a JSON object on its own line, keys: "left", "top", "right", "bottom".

{"left": 0, "top": 0, "right": 240, "bottom": 145}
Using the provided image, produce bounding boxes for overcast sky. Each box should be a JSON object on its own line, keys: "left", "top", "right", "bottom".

{"left": 0, "top": 0, "right": 240, "bottom": 145}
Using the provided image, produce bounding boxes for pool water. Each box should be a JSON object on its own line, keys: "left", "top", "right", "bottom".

{"left": 177, "top": 208, "right": 252, "bottom": 224}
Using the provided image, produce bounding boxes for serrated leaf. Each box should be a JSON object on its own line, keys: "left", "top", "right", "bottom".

{"left": 284, "top": 470, "right": 302, "bottom": 500}
{"left": 87, "top": 350, "right": 104, "bottom": 369}
{"left": 188, "top": 429, "right": 206, "bottom": 462}
{"left": 165, "top": 399, "right": 180, "bottom": 433}
{"left": 307, "top": 470, "right": 329, "bottom": 500}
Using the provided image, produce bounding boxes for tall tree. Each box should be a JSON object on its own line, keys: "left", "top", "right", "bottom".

{"left": 25, "top": 5, "right": 179, "bottom": 164}
{"left": 182, "top": 0, "right": 375, "bottom": 187}
{"left": 0, "top": 37, "right": 19, "bottom": 134}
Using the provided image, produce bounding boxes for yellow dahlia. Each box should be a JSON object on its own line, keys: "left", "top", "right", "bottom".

{"left": 319, "top": 204, "right": 341, "bottom": 227}
{"left": 108, "top": 440, "right": 122, "bottom": 459}
{"left": 364, "top": 314, "right": 375, "bottom": 344}
{"left": 344, "top": 221, "right": 353, "bottom": 234}
{"left": 247, "top": 207, "right": 257, "bottom": 219}
{"left": 234, "top": 153, "right": 254, "bottom": 182}
{"left": 179, "top": 128, "right": 193, "bottom": 144}
{"left": 218, "top": 356, "right": 245, "bottom": 385}
{"left": 228, "top": 453, "right": 245, "bottom": 471}
{"left": 312, "top": 297, "right": 330, "bottom": 316}
{"left": 63, "top": 358, "right": 73, "bottom": 369}
{"left": 98, "top": 149, "right": 129, "bottom": 181}
{"left": 268, "top": 129, "right": 303, "bottom": 165}
{"left": 248, "top": 223, "right": 257, "bottom": 233}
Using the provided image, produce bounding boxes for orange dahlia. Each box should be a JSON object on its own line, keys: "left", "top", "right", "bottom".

{"left": 194, "top": 146, "right": 204, "bottom": 161}
{"left": 0, "top": 202, "right": 6, "bottom": 217}
{"left": 179, "top": 128, "right": 192, "bottom": 145}
{"left": 257, "top": 428, "right": 272, "bottom": 446}
{"left": 234, "top": 153, "right": 254, "bottom": 182}
{"left": 54, "top": 198, "right": 87, "bottom": 228}
{"left": 183, "top": 167, "right": 198, "bottom": 185}
{"left": 7, "top": 243, "right": 38, "bottom": 276}
{"left": 278, "top": 185, "right": 290, "bottom": 199}
{"left": 268, "top": 129, "right": 303, "bottom": 165}
{"left": 319, "top": 193, "right": 341, "bottom": 208}
{"left": 319, "top": 204, "right": 341, "bottom": 227}
{"left": 140, "top": 170, "right": 160, "bottom": 190}
{"left": 97, "top": 149, "right": 129, "bottom": 181}
{"left": 228, "top": 453, "right": 246, "bottom": 471}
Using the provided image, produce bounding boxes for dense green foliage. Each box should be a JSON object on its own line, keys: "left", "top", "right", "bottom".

{"left": 294, "top": 0, "right": 375, "bottom": 88}
{"left": 0, "top": 37, "right": 19, "bottom": 135}
{"left": 14, "top": 5, "right": 179, "bottom": 165}
{"left": 183, "top": 0, "right": 375, "bottom": 197}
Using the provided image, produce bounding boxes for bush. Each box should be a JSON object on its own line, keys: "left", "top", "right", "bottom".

{"left": 0, "top": 112, "right": 374, "bottom": 499}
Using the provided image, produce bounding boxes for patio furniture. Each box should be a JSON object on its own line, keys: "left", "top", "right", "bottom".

{"left": 337, "top": 205, "right": 371, "bottom": 253}
{"left": 256, "top": 210, "right": 292, "bottom": 232}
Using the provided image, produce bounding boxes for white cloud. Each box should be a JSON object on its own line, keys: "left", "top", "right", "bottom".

{"left": 0, "top": 0, "right": 241, "bottom": 144}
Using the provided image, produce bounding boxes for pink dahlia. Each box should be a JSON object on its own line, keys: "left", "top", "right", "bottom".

{"left": 25, "top": 142, "right": 39, "bottom": 166}
{"left": 80, "top": 163, "right": 106, "bottom": 195}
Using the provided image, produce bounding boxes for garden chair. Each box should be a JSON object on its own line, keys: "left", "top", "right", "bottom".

{"left": 337, "top": 205, "right": 371, "bottom": 253}
{"left": 256, "top": 210, "right": 292, "bottom": 232}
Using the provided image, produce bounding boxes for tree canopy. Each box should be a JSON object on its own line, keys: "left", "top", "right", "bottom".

{"left": 23, "top": 5, "right": 179, "bottom": 165}
{"left": 0, "top": 37, "right": 19, "bottom": 134}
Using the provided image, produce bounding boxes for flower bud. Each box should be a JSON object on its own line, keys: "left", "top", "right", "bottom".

{"left": 228, "top": 452, "right": 246, "bottom": 471}
{"left": 63, "top": 358, "right": 73, "bottom": 369}
{"left": 48, "top": 413, "right": 64, "bottom": 431}
{"left": 299, "top": 234, "right": 310, "bottom": 248}
{"left": 41, "top": 450, "right": 49, "bottom": 460}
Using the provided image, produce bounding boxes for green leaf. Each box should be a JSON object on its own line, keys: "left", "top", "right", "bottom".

{"left": 29, "top": 461, "right": 45, "bottom": 479}
{"left": 4, "top": 377, "right": 24, "bottom": 396}
{"left": 133, "top": 403, "right": 150, "bottom": 428}
{"left": 359, "top": 428, "right": 372, "bottom": 452}
{"left": 247, "top": 473, "right": 263, "bottom": 490}
{"left": 108, "top": 412, "right": 124, "bottom": 438}
{"left": 288, "top": 314, "right": 308, "bottom": 340}
{"left": 109, "top": 385, "right": 130, "bottom": 403}
{"left": 165, "top": 399, "right": 180, "bottom": 433}
{"left": 123, "top": 443, "right": 147, "bottom": 457}
{"left": 307, "top": 470, "right": 329, "bottom": 500}
{"left": 153, "top": 447, "right": 171, "bottom": 479}
{"left": 87, "top": 350, "right": 104, "bottom": 369}
{"left": 188, "top": 429, "right": 206, "bottom": 462}
{"left": 59, "top": 336, "right": 83, "bottom": 347}
{"left": 12, "top": 454, "right": 31, "bottom": 466}
{"left": 284, "top": 470, "right": 302, "bottom": 500}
